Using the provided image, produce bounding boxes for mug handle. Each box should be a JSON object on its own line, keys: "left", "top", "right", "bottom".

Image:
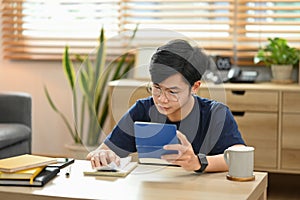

{"left": 224, "top": 149, "right": 230, "bottom": 166}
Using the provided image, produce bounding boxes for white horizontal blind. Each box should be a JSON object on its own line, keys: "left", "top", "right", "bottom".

{"left": 236, "top": 0, "right": 300, "bottom": 66}
{"left": 1, "top": 0, "right": 300, "bottom": 66}
{"left": 121, "top": 0, "right": 235, "bottom": 60}
{"left": 1, "top": 0, "right": 123, "bottom": 60}
{"left": 1, "top": 0, "right": 235, "bottom": 62}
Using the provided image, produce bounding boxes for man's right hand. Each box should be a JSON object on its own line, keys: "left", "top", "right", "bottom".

{"left": 86, "top": 145, "right": 120, "bottom": 169}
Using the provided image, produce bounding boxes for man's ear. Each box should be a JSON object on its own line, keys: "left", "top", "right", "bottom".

{"left": 191, "top": 81, "right": 201, "bottom": 94}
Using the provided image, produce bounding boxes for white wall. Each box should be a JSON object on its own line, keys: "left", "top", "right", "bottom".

{"left": 0, "top": 0, "right": 86, "bottom": 156}
{"left": 0, "top": 17, "right": 78, "bottom": 157}
{"left": 0, "top": 56, "right": 76, "bottom": 156}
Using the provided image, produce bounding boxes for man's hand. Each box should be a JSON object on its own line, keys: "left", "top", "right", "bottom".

{"left": 161, "top": 131, "right": 201, "bottom": 171}
{"left": 86, "top": 145, "right": 120, "bottom": 169}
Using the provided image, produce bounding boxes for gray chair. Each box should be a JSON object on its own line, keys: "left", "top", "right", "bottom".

{"left": 0, "top": 92, "right": 32, "bottom": 159}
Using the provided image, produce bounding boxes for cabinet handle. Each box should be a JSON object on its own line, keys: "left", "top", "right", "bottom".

{"left": 231, "top": 90, "right": 245, "bottom": 95}
{"left": 232, "top": 111, "right": 245, "bottom": 116}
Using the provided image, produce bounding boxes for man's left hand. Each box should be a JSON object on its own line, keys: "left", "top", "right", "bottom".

{"left": 161, "top": 131, "right": 201, "bottom": 171}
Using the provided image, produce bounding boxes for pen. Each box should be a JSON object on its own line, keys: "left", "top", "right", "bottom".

{"left": 97, "top": 169, "right": 118, "bottom": 172}
{"left": 65, "top": 165, "right": 72, "bottom": 177}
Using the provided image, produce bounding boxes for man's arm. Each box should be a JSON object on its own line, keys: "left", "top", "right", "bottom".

{"left": 205, "top": 154, "right": 228, "bottom": 172}
{"left": 162, "top": 131, "right": 244, "bottom": 172}
{"left": 86, "top": 143, "right": 121, "bottom": 168}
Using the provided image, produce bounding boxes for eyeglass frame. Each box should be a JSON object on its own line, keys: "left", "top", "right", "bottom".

{"left": 147, "top": 82, "right": 190, "bottom": 102}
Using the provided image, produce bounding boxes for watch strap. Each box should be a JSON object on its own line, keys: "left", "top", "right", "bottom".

{"left": 195, "top": 153, "right": 208, "bottom": 173}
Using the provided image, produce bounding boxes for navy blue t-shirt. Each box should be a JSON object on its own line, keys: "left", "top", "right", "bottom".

{"left": 104, "top": 96, "right": 245, "bottom": 157}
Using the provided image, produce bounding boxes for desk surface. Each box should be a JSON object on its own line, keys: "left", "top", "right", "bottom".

{"left": 0, "top": 160, "right": 268, "bottom": 200}
{"left": 108, "top": 79, "right": 300, "bottom": 91}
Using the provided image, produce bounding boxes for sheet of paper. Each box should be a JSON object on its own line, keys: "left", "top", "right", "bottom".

{"left": 95, "top": 156, "right": 132, "bottom": 171}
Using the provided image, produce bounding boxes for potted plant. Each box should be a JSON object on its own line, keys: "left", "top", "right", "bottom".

{"left": 44, "top": 26, "right": 137, "bottom": 158}
{"left": 254, "top": 37, "right": 300, "bottom": 83}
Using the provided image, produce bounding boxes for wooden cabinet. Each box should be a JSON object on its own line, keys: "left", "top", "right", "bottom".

{"left": 235, "top": 113, "right": 278, "bottom": 169}
{"left": 199, "top": 87, "right": 279, "bottom": 170}
{"left": 108, "top": 80, "right": 300, "bottom": 174}
{"left": 282, "top": 92, "right": 300, "bottom": 112}
{"left": 282, "top": 92, "right": 300, "bottom": 171}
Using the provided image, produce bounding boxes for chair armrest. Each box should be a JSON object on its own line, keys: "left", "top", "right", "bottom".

{"left": 0, "top": 92, "right": 32, "bottom": 128}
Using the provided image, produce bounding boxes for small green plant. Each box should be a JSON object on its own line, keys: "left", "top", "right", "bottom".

{"left": 44, "top": 26, "right": 137, "bottom": 146}
{"left": 254, "top": 37, "right": 300, "bottom": 66}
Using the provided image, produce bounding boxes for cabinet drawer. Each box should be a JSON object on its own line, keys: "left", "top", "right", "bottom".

{"left": 282, "top": 149, "right": 300, "bottom": 170}
{"left": 283, "top": 92, "right": 300, "bottom": 113}
{"left": 234, "top": 112, "right": 278, "bottom": 169}
{"left": 282, "top": 114, "right": 300, "bottom": 149}
{"left": 199, "top": 89, "right": 278, "bottom": 112}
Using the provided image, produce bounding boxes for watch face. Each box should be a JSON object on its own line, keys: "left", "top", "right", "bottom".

{"left": 198, "top": 154, "right": 208, "bottom": 165}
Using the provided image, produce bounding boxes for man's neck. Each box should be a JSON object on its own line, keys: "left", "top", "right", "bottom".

{"left": 167, "top": 96, "right": 195, "bottom": 122}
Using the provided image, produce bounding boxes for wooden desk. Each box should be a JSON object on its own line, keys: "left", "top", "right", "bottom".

{"left": 0, "top": 160, "right": 267, "bottom": 200}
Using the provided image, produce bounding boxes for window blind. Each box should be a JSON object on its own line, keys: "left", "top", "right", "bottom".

{"left": 121, "top": 0, "right": 235, "bottom": 59}
{"left": 1, "top": 0, "right": 300, "bottom": 66}
{"left": 236, "top": 0, "right": 300, "bottom": 66}
{"left": 1, "top": 0, "right": 123, "bottom": 60}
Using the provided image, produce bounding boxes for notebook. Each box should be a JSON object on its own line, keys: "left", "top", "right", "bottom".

{"left": 0, "top": 154, "right": 57, "bottom": 173}
{"left": 0, "top": 167, "right": 60, "bottom": 187}
{"left": 0, "top": 166, "right": 45, "bottom": 184}
{"left": 134, "top": 122, "right": 179, "bottom": 165}
{"left": 83, "top": 156, "right": 138, "bottom": 177}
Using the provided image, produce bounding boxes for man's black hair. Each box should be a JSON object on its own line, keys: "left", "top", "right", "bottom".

{"left": 149, "top": 39, "right": 211, "bottom": 86}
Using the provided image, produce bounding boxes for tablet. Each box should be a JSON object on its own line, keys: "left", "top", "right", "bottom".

{"left": 134, "top": 121, "right": 179, "bottom": 165}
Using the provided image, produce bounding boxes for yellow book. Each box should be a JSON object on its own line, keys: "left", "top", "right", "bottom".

{"left": 0, "top": 166, "right": 45, "bottom": 184}
{"left": 0, "top": 154, "right": 57, "bottom": 173}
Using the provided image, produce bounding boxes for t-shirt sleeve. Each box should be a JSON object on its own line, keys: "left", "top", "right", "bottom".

{"left": 208, "top": 106, "right": 245, "bottom": 155}
{"left": 103, "top": 99, "right": 150, "bottom": 157}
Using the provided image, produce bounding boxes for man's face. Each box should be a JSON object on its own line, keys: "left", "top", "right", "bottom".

{"left": 151, "top": 73, "right": 191, "bottom": 118}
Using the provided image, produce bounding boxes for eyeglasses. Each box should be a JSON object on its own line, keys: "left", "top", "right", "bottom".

{"left": 147, "top": 84, "right": 181, "bottom": 102}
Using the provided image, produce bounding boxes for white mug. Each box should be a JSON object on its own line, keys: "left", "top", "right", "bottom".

{"left": 224, "top": 146, "right": 255, "bottom": 181}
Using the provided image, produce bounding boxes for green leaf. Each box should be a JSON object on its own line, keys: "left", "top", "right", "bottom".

{"left": 85, "top": 58, "right": 95, "bottom": 92}
{"left": 94, "top": 64, "right": 112, "bottom": 114}
{"left": 122, "top": 57, "right": 135, "bottom": 78}
{"left": 95, "top": 27, "right": 106, "bottom": 81}
{"left": 44, "top": 85, "right": 82, "bottom": 144}
{"left": 44, "top": 86, "right": 59, "bottom": 112}
{"left": 254, "top": 37, "right": 300, "bottom": 66}
{"left": 79, "top": 70, "right": 90, "bottom": 97}
{"left": 63, "top": 46, "right": 76, "bottom": 89}
{"left": 113, "top": 53, "right": 128, "bottom": 79}
{"left": 44, "top": 25, "right": 138, "bottom": 145}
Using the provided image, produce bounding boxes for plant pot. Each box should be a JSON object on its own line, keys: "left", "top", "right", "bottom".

{"left": 65, "top": 143, "right": 98, "bottom": 160}
{"left": 271, "top": 64, "right": 293, "bottom": 83}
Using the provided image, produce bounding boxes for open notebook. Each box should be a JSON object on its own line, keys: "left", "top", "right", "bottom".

{"left": 83, "top": 156, "right": 137, "bottom": 177}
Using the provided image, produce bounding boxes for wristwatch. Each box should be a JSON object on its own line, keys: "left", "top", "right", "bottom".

{"left": 195, "top": 153, "right": 208, "bottom": 173}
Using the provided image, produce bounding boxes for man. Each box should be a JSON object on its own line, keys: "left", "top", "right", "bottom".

{"left": 87, "top": 39, "right": 245, "bottom": 173}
